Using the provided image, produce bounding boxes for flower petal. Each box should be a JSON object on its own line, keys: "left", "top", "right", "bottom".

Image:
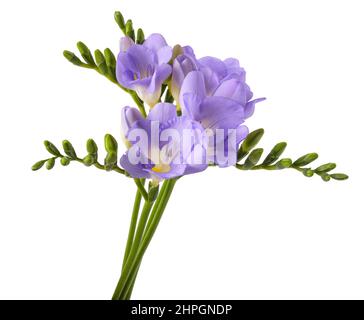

{"left": 143, "top": 33, "right": 169, "bottom": 53}
{"left": 147, "top": 103, "right": 177, "bottom": 123}
{"left": 179, "top": 71, "right": 206, "bottom": 119}
{"left": 244, "top": 97, "right": 266, "bottom": 118}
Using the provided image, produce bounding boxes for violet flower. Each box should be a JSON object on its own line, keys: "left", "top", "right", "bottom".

{"left": 179, "top": 70, "right": 265, "bottom": 167}
{"left": 116, "top": 34, "right": 173, "bottom": 107}
{"left": 120, "top": 103, "right": 208, "bottom": 180}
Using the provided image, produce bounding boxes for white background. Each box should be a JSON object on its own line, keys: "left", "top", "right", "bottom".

{"left": 0, "top": 0, "right": 363, "bottom": 300}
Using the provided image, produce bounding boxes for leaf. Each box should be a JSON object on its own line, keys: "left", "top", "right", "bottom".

{"left": 76, "top": 41, "right": 96, "bottom": 66}
{"left": 293, "top": 153, "right": 318, "bottom": 167}
{"left": 237, "top": 128, "right": 264, "bottom": 161}
{"left": 262, "top": 142, "right": 287, "bottom": 165}
{"left": 315, "top": 163, "right": 336, "bottom": 173}
{"left": 242, "top": 148, "right": 264, "bottom": 169}
{"left": 330, "top": 173, "right": 349, "bottom": 180}
{"left": 46, "top": 158, "right": 55, "bottom": 170}
{"left": 32, "top": 160, "right": 46, "bottom": 171}
{"left": 44, "top": 141, "right": 61, "bottom": 156}
{"left": 62, "top": 140, "right": 77, "bottom": 159}
{"left": 274, "top": 158, "right": 292, "bottom": 169}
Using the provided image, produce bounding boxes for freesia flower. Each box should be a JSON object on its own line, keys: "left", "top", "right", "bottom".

{"left": 120, "top": 103, "right": 208, "bottom": 180}
{"left": 179, "top": 70, "right": 265, "bottom": 167}
{"left": 116, "top": 34, "right": 173, "bottom": 107}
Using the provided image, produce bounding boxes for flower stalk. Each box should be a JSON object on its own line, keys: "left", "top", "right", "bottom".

{"left": 112, "top": 178, "right": 177, "bottom": 300}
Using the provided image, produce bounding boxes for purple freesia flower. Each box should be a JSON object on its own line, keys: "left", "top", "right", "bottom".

{"left": 179, "top": 70, "right": 265, "bottom": 167}
{"left": 120, "top": 103, "right": 208, "bottom": 180}
{"left": 116, "top": 34, "right": 173, "bottom": 107}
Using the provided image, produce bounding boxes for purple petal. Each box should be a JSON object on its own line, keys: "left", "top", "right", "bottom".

{"left": 157, "top": 46, "right": 172, "bottom": 65}
{"left": 121, "top": 106, "right": 143, "bottom": 137}
{"left": 147, "top": 103, "right": 177, "bottom": 123}
{"left": 120, "top": 153, "right": 151, "bottom": 178}
{"left": 119, "top": 36, "right": 135, "bottom": 52}
{"left": 244, "top": 97, "right": 266, "bottom": 119}
{"left": 198, "top": 96, "right": 245, "bottom": 130}
{"left": 213, "top": 78, "right": 250, "bottom": 105}
{"left": 198, "top": 56, "right": 227, "bottom": 80}
{"left": 179, "top": 71, "right": 206, "bottom": 119}
{"left": 143, "top": 33, "right": 169, "bottom": 53}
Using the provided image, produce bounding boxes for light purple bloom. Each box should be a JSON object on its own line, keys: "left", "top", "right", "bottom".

{"left": 119, "top": 103, "right": 208, "bottom": 180}
{"left": 116, "top": 34, "right": 173, "bottom": 107}
{"left": 179, "top": 70, "right": 265, "bottom": 167}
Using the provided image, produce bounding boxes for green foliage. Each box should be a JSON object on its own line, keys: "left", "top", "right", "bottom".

{"left": 236, "top": 129, "right": 348, "bottom": 182}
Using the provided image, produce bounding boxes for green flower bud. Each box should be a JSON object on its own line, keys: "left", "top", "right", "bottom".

{"left": 315, "top": 163, "right": 336, "bottom": 173}
{"left": 293, "top": 153, "right": 318, "bottom": 167}
{"left": 320, "top": 173, "right": 331, "bottom": 182}
{"left": 275, "top": 158, "right": 292, "bottom": 169}
{"left": 136, "top": 28, "right": 145, "bottom": 44}
{"left": 104, "top": 134, "right": 118, "bottom": 153}
{"left": 330, "top": 173, "right": 349, "bottom": 180}
{"left": 104, "top": 152, "right": 117, "bottom": 171}
{"left": 262, "top": 142, "right": 287, "bottom": 165}
{"left": 63, "top": 50, "right": 83, "bottom": 66}
{"left": 303, "top": 168, "right": 314, "bottom": 177}
{"left": 125, "top": 19, "right": 135, "bottom": 41}
{"left": 77, "top": 41, "right": 96, "bottom": 66}
{"left": 87, "top": 139, "right": 98, "bottom": 155}
{"left": 243, "top": 148, "right": 264, "bottom": 169}
{"left": 46, "top": 158, "right": 55, "bottom": 170}
{"left": 83, "top": 154, "right": 95, "bottom": 167}
{"left": 44, "top": 140, "right": 61, "bottom": 156}
{"left": 237, "top": 129, "right": 264, "bottom": 162}
{"left": 148, "top": 182, "right": 159, "bottom": 202}
{"left": 62, "top": 140, "right": 77, "bottom": 159}
{"left": 32, "top": 160, "right": 46, "bottom": 171}
{"left": 94, "top": 50, "right": 108, "bottom": 75}
{"left": 114, "top": 11, "right": 126, "bottom": 33}
{"left": 60, "top": 157, "right": 70, "bottom": 166}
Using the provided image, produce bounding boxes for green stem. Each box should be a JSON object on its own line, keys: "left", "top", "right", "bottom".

{"left": 133, "top": 178, "right": 148, "bottom": 201}
{"left": 117, "top": 179, "right": 177, "bottom": 300}
{"left": 122, "top": 186, "right": 143, "bottom": 268}
{"left": 112, "top": 198, "right": 154, "bottom": 300}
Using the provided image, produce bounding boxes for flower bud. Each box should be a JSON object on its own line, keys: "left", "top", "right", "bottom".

{"left": 44, "top": 140, "right": 61, "bottom": 156}
{"left": 62, "top": 140, "right": 77, "bottom": 159}
{"left": 94, "top": 50, "right": 107, "bottom": 75}
{"left": 63, "top": 50, "right": 83, "bottom": 66}
{"left": 46, "top": 158, "right": 55, "bottom": 170}
{"left": 32, "top": 160, "right": 46, "bottom": 171}
{"left": 77, "top": 41, "right": 96, "bottom": 66}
